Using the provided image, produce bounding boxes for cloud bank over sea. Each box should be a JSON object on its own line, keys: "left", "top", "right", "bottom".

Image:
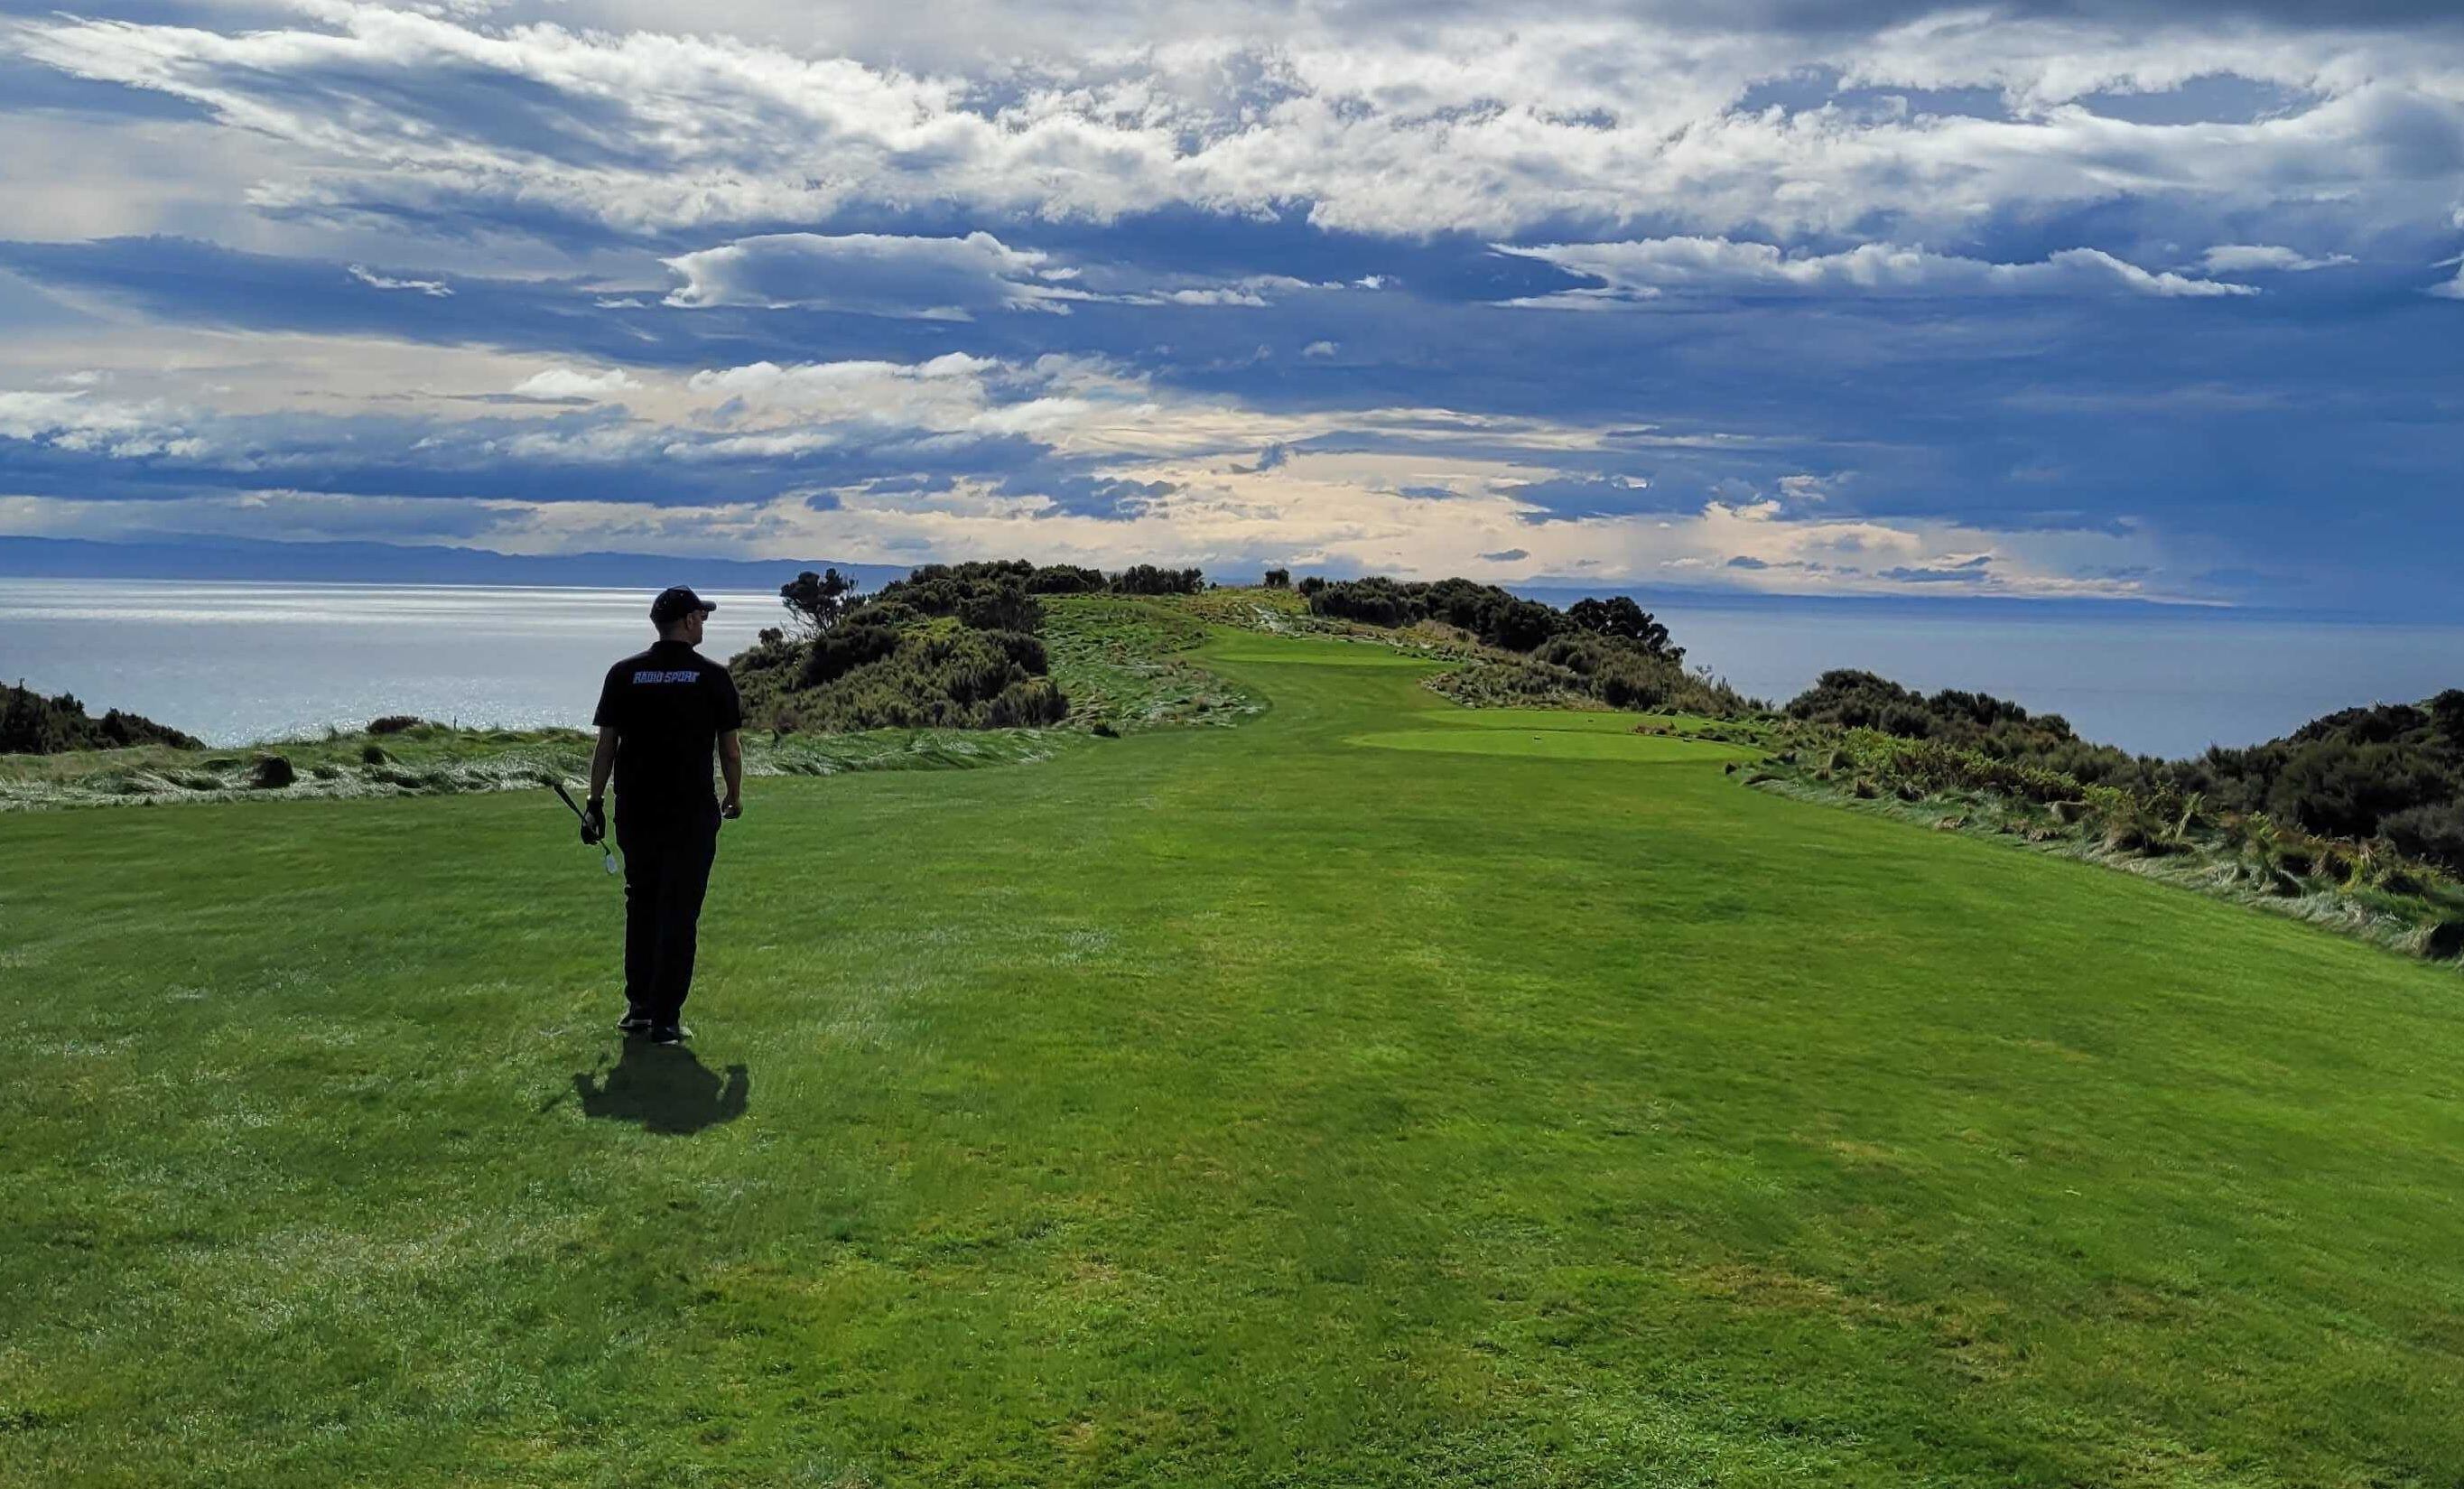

{"left": 3, "top": 0, "right": 2459, "bottom": 614}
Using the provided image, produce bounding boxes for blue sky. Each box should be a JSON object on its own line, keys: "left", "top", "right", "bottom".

{"left": 1, "top": 0, "right": 2459, "bottom": 616}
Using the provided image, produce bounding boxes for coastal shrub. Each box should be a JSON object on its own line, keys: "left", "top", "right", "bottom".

{"left": 2383, "top": 804, "right": 2464, "bottom": 873}
{"left": 249, "top": 754, "right": 296, "bottom": 789}
{"left": 1566, "top": 596, "right": 1680, "bottom": 659}
{"left": 799, "top": 619, "right": 904, "bottom": 687}
{"left": 2421, "top": 921, "right": 2464, "bottom": 962}
{"left": 1262, "top": 568, "right": 1291, "bottom": 589}
{"left": 2264, "top": 742, "right": 2452, "bottom": 842}
{"left": 733, "top": 565, "right": 1070, "bottom": 733}
{"left": 1027, "top": 564, "right": 1107, "bottom": 594}
{"left": 779, "top": 568, "right": 863, "bottom": 635}
{"left": 1306, "top": 576, "right": 1747, "bottom": 715}
{"left": 1592, "top": 654, "right": 1671, "bottom": 711}
{"left": 1485, "top": 598, "right": 1563, "bottom": 652}
{"left": 1108, "top": 564, "right": 1206, "bottom": 596}
{"left": 957, "top": 586, "right": 1042, "bottom": 633}
{"left": 985, "top": 678, "right": 1069, "bottom": 728}
{"left": 2, "top": 683, "right": 199, "bottom": 754}
{"left": 871, "top": 566, "right": 1046, "bottom": 632}
{"left": 360, "top": 744, "right": 389, "bottom": 765}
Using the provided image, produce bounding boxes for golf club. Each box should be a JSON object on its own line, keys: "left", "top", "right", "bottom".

{"left": 550, "top": 778, "right": 621, "bottom": 875}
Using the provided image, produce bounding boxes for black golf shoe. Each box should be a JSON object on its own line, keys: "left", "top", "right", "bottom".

{"left": 617, "top": 1008, "right": 653, "bottom": 1034}
{"left": 648, "top": 1023, "right": 692, "bottom": 1045}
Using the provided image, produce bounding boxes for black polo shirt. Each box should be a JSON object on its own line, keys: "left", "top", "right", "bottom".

{"left": 592, "top": 639, "right": 744, "bottom": 821}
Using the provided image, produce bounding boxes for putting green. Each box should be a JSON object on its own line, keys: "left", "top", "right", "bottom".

{"left": 1345, "top": 725, "right": 1758, "bottom": 763}
{"left": 1203, "top": 640, "right": 1442, "bottom": 667}
{"left": 1412, "top": 707, "right": 1719, "bottom": 734}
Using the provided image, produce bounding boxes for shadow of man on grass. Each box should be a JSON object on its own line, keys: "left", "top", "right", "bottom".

{"left": 572, "top": 1040, "right": 749, "bottom": 1135}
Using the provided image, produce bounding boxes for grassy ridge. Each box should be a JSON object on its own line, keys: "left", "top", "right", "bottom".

{"left": 0, "top": 722, "right": 1082, "bottom": 812}
{"left": 1041, "top": 594, "right": 1265, "bottom": 731}
{"left": 5, "top": 625, "right": 2463, "bottom": 1484}
{"left": 0, "top": 598, "right": 1255, "bottom": 811}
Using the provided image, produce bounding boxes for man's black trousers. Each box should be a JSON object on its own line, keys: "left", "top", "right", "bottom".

{"left": 616, "top": 809, "right": 720, "bottom": 1024}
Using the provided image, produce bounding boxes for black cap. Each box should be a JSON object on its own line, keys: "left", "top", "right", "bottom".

{"left": 650, "top": 586, "right": 717, "bottom": 626}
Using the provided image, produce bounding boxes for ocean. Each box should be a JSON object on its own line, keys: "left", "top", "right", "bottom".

{"left": 4, "top": 578, "right": 2454, "bottom": 758}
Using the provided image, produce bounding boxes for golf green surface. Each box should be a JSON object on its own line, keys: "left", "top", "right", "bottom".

{"left": 6, "top": 626, "right": 2462, "bottom": 1485}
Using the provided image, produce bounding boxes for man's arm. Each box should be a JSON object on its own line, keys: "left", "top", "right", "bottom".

{"left": 589, "top": 725, "right": 618, "bottom": 804}
{"left": 719, "top": 729, "right": 743, "bottom": 817}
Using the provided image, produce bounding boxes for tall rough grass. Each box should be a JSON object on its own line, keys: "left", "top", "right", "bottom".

{"left": 1746, "top": 722, "right": 2464, "bottom": 969}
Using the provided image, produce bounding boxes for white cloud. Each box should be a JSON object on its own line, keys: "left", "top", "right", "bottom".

{"left": 2199, "top": 244, "right": 2358, "bottom": 273}
{"left": 0, "top": 465, "right": 2189, "bottom": 603}
{"left": 2431, "top": 265, "right": 2464, "bottom": 301}
{"left": 511, "top": 367, "right": 643, "bottom": 399}
{"left": 1493, "top": 238, "right": 2257, "bottom": 305}
{"left": 1303, "top": 340, "right": 1338, "bottom": 358}
{"left": 18, "top": 6, "right": 2464, "bottom": 244}
{"left": 659, "top": 233, "right": 1353, "bottom": 316}
{"left": 0, "top": 337, "right": 2204, "bottom": 602}
{"left": 0, "top": 388, "right": 210, "bottom": 459}
{"left": 348, "top": 265, "right": 452, "bottom": 297}
{"left": 662, "top": 232, "right": 1084, "bottom": 318}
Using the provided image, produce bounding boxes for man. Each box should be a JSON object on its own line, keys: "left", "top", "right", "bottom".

{"left": 581, "top": 586, "right": 744, "bottom": 1045}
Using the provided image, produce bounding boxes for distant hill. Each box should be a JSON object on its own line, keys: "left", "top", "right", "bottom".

{"left": 0, "top": 535, "right": 911, "bottom": 591}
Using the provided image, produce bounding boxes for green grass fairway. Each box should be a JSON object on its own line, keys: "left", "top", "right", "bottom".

{"left": 1345, "top": 727, "right": 1757, "bottom": 764}
{"left": 6, "top": 626, "right": 2463, "bottom": 1485}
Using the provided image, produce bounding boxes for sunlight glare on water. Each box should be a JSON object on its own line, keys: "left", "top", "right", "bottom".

{"left": 3, "top": 580, "right": 781, "bottom": 745}
{"left": 5, "top": 578, "right": 2457, "bottom": 755}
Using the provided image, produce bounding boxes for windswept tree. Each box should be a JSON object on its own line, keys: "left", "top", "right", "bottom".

{"left": 780, "top": 569, "right": 862, "bottom": 636}
{"left": 1567, "top": 596, "right": 1679, "bottom": 660}
{"left": 1262, "top": 568, "right": 1291, "bottom": 589}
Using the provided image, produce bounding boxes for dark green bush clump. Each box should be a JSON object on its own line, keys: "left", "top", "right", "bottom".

{"left": 1308, "top": 579, "right": 1687, "bottom": 661}
{"left": 250, "top": 754, "right": 296, "bottom": 789}
{"left": 367, "top": 715, "right": 425, "bottom": 735}
{"left": 1308, "top": 576, "right": 1741, "bottom": 716}
{"left": 1781, "top": 677, "right": 2464, "bottom": 872}
{"left": 1027, "top": 564, "right": 1108, "bottom": 594}
{"left": 2384, "top": 805, "right": 2464, "bottom": 872}
{"left": 735, "top": 560, "right": 1072, "bottom": 733}
{"left": 1109, "top": 564, "right": 1206, "bottom": 596}
{"left": 1785, "top": 670, "right": 2166, "bottom": 793}
{"left": 2174, "top": 693, "right": 2464, "bottom": 867}
{"left": 869, "top": 563, "right": 1046, "bottom": 632}
{"left": 3, "top": 683, "right": 198, "bottom": 755}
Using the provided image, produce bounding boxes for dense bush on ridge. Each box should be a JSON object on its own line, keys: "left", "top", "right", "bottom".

{"left": 732, "top": 559, "right": 1215, "bottom": 733}
{"left": 1107, "top": 563, "right": 1207, "bottom": 596}
{"left": 1781, "top": 670, "right": 2464, "bottom": 873}
{"left": 2, "top": 682, "right": 198, "bottom": 755}
{"left": 1302, "top": 576, "right": 1744, "bottom": 715}
{"left": 734, "top": 561, "right": 1068, "bottom": 732}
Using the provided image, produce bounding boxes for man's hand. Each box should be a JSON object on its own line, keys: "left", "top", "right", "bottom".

{"left": 581, "top": 796, "right": 607, "bottom": 844}
{"left": 720, "top": 796, "right": 742, "bottom": 822}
